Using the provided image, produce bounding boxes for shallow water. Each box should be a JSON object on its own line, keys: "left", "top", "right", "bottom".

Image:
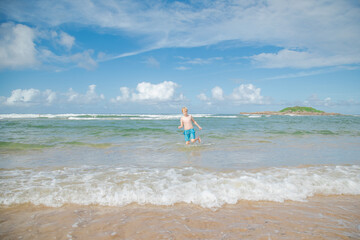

{"left": 0, "top": 113, "right": 359, "bottom": 239}
{"left": 1, "top": 114, "right": 359, "bottom": 170}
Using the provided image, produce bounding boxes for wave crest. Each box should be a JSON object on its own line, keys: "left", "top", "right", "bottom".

{"left": 1, "top": 165, "right": 359, "bottom": 208}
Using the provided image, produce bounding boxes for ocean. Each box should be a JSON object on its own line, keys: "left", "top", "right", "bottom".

{"left": 1, "top": 113, "right": 359, "bottom": 239}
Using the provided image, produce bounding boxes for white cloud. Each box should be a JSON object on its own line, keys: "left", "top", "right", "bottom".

{"left": 70, "top": 50, "right": 97, "bottom": 70}
{"left": 0, "top": 21, "right": 96, "bottom": 71}
{"left": 66, "top": 88, "right": 78, "bottom": 102}
{"left": 179, "top": 57, "right": 223, "bottom": 65}
{"left": 132, "top": 81, "right": 178, "bottom": 101}
{"left": 211, "top": 86, "right": 224, "bottom": 101}
{"left": 44, "top": 89, "right": 57, "bottom": 104}
{"left": 250, "top": 49, "right": 360, "bottom": 69}
{"left": 1, "top": 83, "right": 182, "bottom": 108}
{"left": 58, "top": 31, "right": 75, "bottom": 50}
{"left": 87, "top": 84, "right": 104, "bottom": 100}
{"left": 198, "top": 84, "right": 267, "bottom": 105}
{"left": 112, "top": 81, "right": 181, "bottom": 103}
{"left": 111, "top": 87, "right": 130, "bottom": 102}
{"left": 0, "top": 22, "right": 38, "bottom": 69}
{"left": 303, "top": 94, "right": 333, "bottom": 107}
{"left": 50, "top": 31, "right": 75, "bottom": 50}
{"left": 3, "top": 88, "right": 56, "bottom": 106}
{"left": 197, "top": 93, "right": 209, "bottom": 101}
{"left": 0, "top": 85, "right": 108, "bottom": 108}
{"left": 230, "top": 84, "right": 265, "bottom": 104}
{"left": 174, "top": 57, "right": 223, "bottom": 71}
{"left": 5, "top": 89, "right": 40, "bottom": 105}
{"left": 262, "top": 69, "right": 335, "bottom": 80}
{"left": 38, "top": 48, "right": 97, "bottom": 70}
{"left": 144, "top": 56, "right": 160, "bottom": 67}
{"left": 66, "top": 84, "right": 104, "bottom": 104}
{"left": 3, "top": 1, "right": 359, "bottom": 68}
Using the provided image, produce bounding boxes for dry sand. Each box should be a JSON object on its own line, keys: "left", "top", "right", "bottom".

{"left": 1, "top": 195, "right": 359, "bottom": 240}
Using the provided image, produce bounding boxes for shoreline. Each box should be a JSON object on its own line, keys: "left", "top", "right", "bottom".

{"left": 240, "top": 111, "right": 342, "bottom": 116}
{"left": 1, "top": 195, "right": 359, "bottom": 239}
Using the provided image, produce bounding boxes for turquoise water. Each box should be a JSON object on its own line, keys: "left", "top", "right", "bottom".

{"left": 1, "top": 114, "right": 359, "bottom": 168}
{"left": 0, "top": 113, "right": 359, "bottom": 207}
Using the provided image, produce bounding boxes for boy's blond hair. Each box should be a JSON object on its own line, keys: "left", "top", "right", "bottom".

{"left": 182, "top": 107, "right": 188, "bottom": 112}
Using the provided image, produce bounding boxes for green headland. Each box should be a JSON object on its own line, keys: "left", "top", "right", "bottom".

{"left": 241, "top": 106, "right": 340, "bottom": 116}
{"left": 279, "top": 106, "right": 324, "bottom": 113}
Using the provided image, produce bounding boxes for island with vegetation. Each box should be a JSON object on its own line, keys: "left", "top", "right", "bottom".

{"left": 240, "top": 106, "right": 341, "bottom": 116}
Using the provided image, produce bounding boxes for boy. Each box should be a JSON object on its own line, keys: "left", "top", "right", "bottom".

{"left": 178, "top": 107, "right": 202, "bottom": 144}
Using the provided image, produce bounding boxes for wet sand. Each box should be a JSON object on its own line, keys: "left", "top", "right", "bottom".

{"left": 1, "top": 195, "right": 359, "bottom": 240}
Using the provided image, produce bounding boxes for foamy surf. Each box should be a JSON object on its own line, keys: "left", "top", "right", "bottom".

{"left": 0, "top": 113, "right": 241, "bottom": 120}
{"left": 1, "top": 165, "right": 359, "bottom": 208}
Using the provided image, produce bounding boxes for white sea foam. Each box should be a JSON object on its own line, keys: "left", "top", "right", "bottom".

{"left": 204, "top": 115, "right": 238, "bottom": 118}
{"left": 0, "top": 113, "right": 86, "bottom": 119}
{"left": 1, "top": 165, "right": 359, "bottom": 208}
{"left": 67, "top": 117, "right": 125, "bottom": 121}
{"left": 0, "top": 113, "right": 238, "bottom": 120}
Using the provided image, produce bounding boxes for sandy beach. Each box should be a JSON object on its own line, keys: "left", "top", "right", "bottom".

{"left": 1, "top": 195, "right": 359, "bottom": 240}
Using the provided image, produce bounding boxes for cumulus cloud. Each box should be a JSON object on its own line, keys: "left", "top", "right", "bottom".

{"left": 132, "top": 81, "right": 178, "bottom": 101}
{"left": 44, "top": 89, "right": 57, "bottom": 104}
{"left": 230, "top": 84, "right": 265, "bottom": 104}
{"left": 3, "top": 88, "right": 56, "bottom": 106}
{"left": 66, "top": 84, "right": 104, "bottom": 104}
{"left": 111, "top": 81, "right": 182, "bottom": 103}
{"left": 0, "top": 22, "right": 38, "bottom": 69}
{"left": 1, "top": 85, "right": 106, "bottom": 107}
{"left": 1, "top": 83, "right": 183, "bottom": 108}
{"left": 197, "top": 93, "right": 209, "bottom": 101}
{"left": 0, "top": 85, "right": 109, "bottom": 109}
{"left": 110, "top": 87, "right": 130, "bottom": 102}
{"left": 211, "top": 86, "right": 224, "bottom": 101}
{"left": 198, "top": 84, "right": 267, "bottom": 105}
{"left": 5, "top": 89, "right": 40, "bottom": 105}
{"left": 0, "top": 21, "right": 96, "bottom": 70}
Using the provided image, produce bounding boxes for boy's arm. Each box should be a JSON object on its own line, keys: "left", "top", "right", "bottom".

{"left": 178, "top": 118, "right": 183, "bottom": 129}
{"left": 191, "top": 116, "right": 202, "bottom": 130}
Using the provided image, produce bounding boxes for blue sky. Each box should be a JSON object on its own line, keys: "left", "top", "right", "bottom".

{"left": 0, "top": 0, "right": 359, "bottom": 114}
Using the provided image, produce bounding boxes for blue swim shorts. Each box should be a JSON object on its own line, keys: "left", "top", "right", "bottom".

{"left": 183, "top": 128, "right": 196, "bottom": 142}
